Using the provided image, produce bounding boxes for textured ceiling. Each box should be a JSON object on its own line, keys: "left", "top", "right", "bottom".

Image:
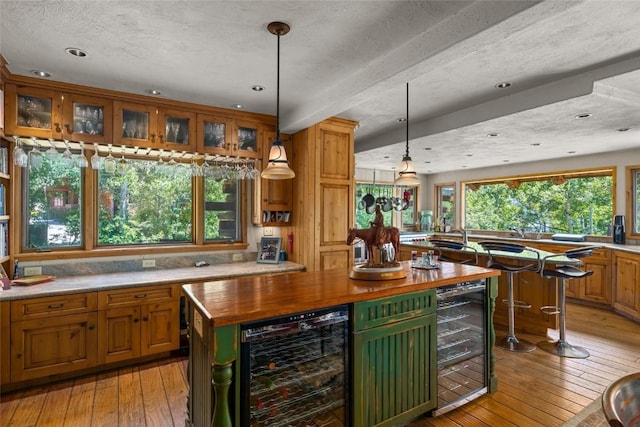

{"left": 1, "top": 0, "right": 639, "bottom": 174}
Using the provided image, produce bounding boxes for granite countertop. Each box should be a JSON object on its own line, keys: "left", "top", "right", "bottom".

{"left": 0, "top": 261, "right": 305, "bottom": 301}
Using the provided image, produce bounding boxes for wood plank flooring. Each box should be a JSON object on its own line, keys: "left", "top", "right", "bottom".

{"left": 1, "top": 303, "right": 639, "bottom": 426}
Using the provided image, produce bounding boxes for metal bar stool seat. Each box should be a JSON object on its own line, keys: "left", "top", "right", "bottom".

{"left": 479, "top": 241, "right": 542, "bottom": 352}
{"left": 429, "top": 239, "right": 478, "bottom": 265}
{"left": 537, "top": 246, "right": 600, "bottom": 359}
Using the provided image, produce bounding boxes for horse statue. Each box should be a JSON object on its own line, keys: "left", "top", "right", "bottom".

{"left": 347, "top": 225, "right": 400, "bottom": 266}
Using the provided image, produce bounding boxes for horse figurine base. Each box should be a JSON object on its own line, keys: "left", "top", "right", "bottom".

{"left": 349, "top": 263, "right": 407, "bottom": 281}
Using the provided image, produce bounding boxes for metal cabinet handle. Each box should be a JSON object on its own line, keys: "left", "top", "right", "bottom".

{"left": 150, "top": 133, "right": 156, "bottom": 143}
{"left": 54, "top": 122, "right": 62, "bottom": 132}
{"left": 142, "top": 316, "right": 149, "bottom": 322}
{"left": 135, "top": 294, "right": 147, "bottom": 299}
{"left": 64, "top": 123, "right": 72, "bottom": 133}
{"left": 133, "top": 318, "right": 139, "bottom": 323}
{"left": 48, "top": 304, "right": 64, "bottom": 309}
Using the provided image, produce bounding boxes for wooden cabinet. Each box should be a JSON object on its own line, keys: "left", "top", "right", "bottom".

{"left": 352, "top": 290, "right": 437, "bottom": 426}
{"left": 292, "top": 118, "right": 357, "bottom": 271}
{"left": 114, "top": 101, "right": 196, "bottom": 150}
{"left": 4, "top": 84, "right": 113, "bottom": 144}
{"left": 97, "top": 284, "right": 180, "bottom": 364}
{"left": 196, "top": 114, "right": 262, "bottom": 158}
{"left": 9, "top": 293, "right": 98, "bottom": 382}
{"left": 613, "top": 250, "right": 640, "bottom": 320}
{"left": 1, "top": 301, "right": 10, "bottom": 385}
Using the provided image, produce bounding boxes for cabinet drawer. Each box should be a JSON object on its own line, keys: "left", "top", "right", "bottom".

{"left": 98, "top": 284, "right": 179, "bottom": 309}
{"left": 353, "top": 289, "right": 436, "bottom": 331}
{"left": 11, "top": 293, "right": 97, "bottom": 321}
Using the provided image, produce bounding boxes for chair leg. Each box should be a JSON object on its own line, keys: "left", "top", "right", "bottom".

{"left": 538, "top": 278, "right": 590, "bottom": 358}
{"left": 498, "top": 271, "right": 536, "bottom": 353}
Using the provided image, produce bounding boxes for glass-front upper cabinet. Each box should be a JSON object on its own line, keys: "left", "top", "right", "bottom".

{"left": 157, "top": 107, "right": 196, "bottom": 151}
{"left": 197, "top": 115, "right": 262, "bottom": 159}
{"left": 113, "top": 101, "right": 159, "bottom": 148}
{"left": 4, "top": 84, "right": 61, "bottom": 139}
{"left": 61, "top": 93, "right": 112, "bottom": 144}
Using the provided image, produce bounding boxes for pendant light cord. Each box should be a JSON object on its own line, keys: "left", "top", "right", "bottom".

{"left": 276, "top": 29, "right": 281, "bottom": 142}
{"left": 405, "top": 82, "right": 409, "bottom": 158}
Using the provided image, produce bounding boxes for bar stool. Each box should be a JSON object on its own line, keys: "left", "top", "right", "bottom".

{"left": 478, "top": 241, "right": 542, "bottom": 352}
{"left": 537, "top": 246, "right": 600, "bottom": 358}
{"left": 429, "top": 239, "right": 478, "bottom": 265}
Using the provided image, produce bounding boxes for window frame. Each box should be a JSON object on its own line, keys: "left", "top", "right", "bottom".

{"left": 626, "top": 165, "right": 640, "bottom": 238}
{"left": 461, "top": 167, "right": 616, "bottom": 236}
{"left": 14, "top": 149, "right": 249, "bottom": 262}
{"left": 434, "top": 182, "right": 456, "bottom": 230}
{"left": 354, "top": 181, "right": 419, "bottom": 231}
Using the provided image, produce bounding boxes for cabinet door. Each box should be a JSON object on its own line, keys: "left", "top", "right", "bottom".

{"left": 98, "top": 306, "right": 141, "bottom": 364}
{"left": 613, "top": 253, "right": 640, "bottom": 319}
{"left": 158, "top": 107, "right": 196, "bottom": 151}
{"left": 234, "top": 119, "right": 262, "bottom": 159}
{"left": 1, "top": 301, "right": 10, "bottom": 385}
{"left": 196, "top": 114, "right": 234, "bottom": 156}
{"left": 11, "top": 312, "right": 98, "bottom": 382}
{"left": 4, "top": 84, "right": 62, "bottom": 138}
{"left": 141, "top": 301, "right": 179, "bottom": 356}
{"left": 113, "top": 101, "right": 159, "bottom": 147}
{"left": 61, "top": 93, "right": 113, "bottom": 144}
{"left": 582, "top": 261, "right": 610, "bottom": 304}
{"left": 353, "top": 314, "right": 437, "bottom": 426}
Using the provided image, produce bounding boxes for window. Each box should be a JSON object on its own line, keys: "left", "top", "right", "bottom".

{"left": 435, "top": 183, "right": 455, "bottom": 230}
{"left": 401, "top": 186, "right": 417, "bottom": 229}
{"left": 355, "top": 183, "right": 395, "bottom": 229}
{"left": 204, "top": 174, "right": 241, "bottom": 242}
{"left": 628, "top": 165, "right": 640, "bottom": 236}
{"left": 23, "top": 152, "right": 83, "bottom": 249}
{"left": 97, "top": 158, "right": 193, "bottom": 245}
{"left": 463, "top": 169, "right": 614, "bottom": 236}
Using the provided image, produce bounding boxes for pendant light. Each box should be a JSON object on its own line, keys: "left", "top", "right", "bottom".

{"left": 261, "top": 21, "right": 295, "bottom": 180}
{"left": 395, "top": 82, "right": 420, "bottom": 187}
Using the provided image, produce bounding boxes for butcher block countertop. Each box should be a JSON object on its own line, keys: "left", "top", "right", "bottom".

{"left": 0, "top": 261, "right": 305, "bottom": 301}
{"left": 182, "top": 261, "right": 500, "bottom": 327}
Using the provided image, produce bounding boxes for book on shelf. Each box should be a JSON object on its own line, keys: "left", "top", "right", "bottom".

{"left": 0, "top": 183, "right": 4, "bottom": 215}
{"left": 0, "top": 146, "right": 7, "bottom": 175}
{"left": 0, "top": 220, "right": 7, "bottom": 258}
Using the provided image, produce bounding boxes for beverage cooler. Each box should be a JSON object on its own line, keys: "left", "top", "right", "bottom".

{"left": 434, "top": 280, "right": 488, "bottom": 415}
{"left": 240, "top": 306, "right": 349, "bottom": 426}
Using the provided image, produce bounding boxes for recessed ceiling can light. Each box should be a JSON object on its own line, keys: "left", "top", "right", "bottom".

{"left": 461, "top": 165, "right": 468, "bottom": 168}
{"left": 495, "top": 82, "right": 511, "bottom": 89}
{"left": 531, "top": 143, "right": 541, "bottom": 146}
{"left": 251, "top": 85, "right": 265, "bottom": 91}
{"left": 65, "top": 47, "right": 87, "bottom": 57}
{"left": 424, "top": 161, "right": 431, "bottom": 164}
{"left": 465, "top": 154, "right": 473, "bottom": 157}
{"left": 31, "top": 69, "right": 50, "bottom": 78}
{"left": 424, "top": 147, "right": 432, "bottom": 151}
{"left": 397, "top": 117, "right": 407, "bottom": 123}
{"left": 487, "top": 133, "right": 499, "bottom": 137}
{"left": 617, "top": 127, "right": 631, "bottom": 132}
{"left": 568, "top": 151, "right": 576, "bottom": 154}
{"left": 574, "top": 113, "right": 592, "bottom": 119}
{"left": 503, "top": 160, "right": 509, "bottom": 162}
{"left": 384, "top": 156, "right": 389, "bottom": 159}
{"left": 145, "top": 89, "right": 162, "bottom": 95}
{"left": 231, "top": 104, "right": 244, "bottom": 109}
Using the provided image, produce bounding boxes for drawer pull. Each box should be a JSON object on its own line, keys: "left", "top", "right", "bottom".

{"left": 135, "top": 294, "right": 147, "bottom": 299}
{"left": 48, "top": 304, "right": 64, "bottom": 309}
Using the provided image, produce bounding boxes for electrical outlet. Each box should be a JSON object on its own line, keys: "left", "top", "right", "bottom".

{"left": 264, "top": 227, "right": 274, "bottom": 236}
{"left": 232, "top": 253, "right": 243, "bottom": 262}
{"left": 24, "top": 266, "right": 42, "bottom": 276}
{"left": 142, "top": 259, "right": 156, "bottom": 268}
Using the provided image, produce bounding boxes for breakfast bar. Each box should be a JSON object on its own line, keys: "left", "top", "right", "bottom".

{"left": 182, "top": 261, "right": 501, "bottom": 427}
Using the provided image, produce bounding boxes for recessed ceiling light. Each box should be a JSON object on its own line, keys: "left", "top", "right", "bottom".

{"left": 384, "top": 156, "right": 389, "bottom": 159}
{"left": 495, "top": 82, "right": 511, "bottom": 89}
{"left": 397, "top": 117, "right": 407, "bottom": 123}
{"left": 487, "top": 133, "right": 499, "bottom": 137}
{"left": 503, "top": 160, "right": 509, "bottom": 162}
{"left": 531, "top": 143, "right": 541, "bottom": 146}
{"left": 424, "top": 147, "right": 432, "bottom": 151}
{"left": 574, "top": 113, "right": 592, "bottom": 119}
{"left": 617, "top": 127, "right": 631, "bottom": 132}
{"left": 65, "top": 47, "right": 87, "bottom": 57}
{"left": 231, "top": 104, "right": 244, "bottom": 109}
{"left": 145, "top": 89, "right": 162, "bottom": 95}
{"left": 424, "top": 161, "right": 431, "bottom": 164}
{"left": 251, "top": 85, "right": 265, "bottom": 92}
{"left": 465, "top": 154, "right": 473, "bottom": 157}
{"left": 568, "top": 151, "right": 576, "bottom": 154}
{"left": 31, "top": 69, "right": 50, "bottom": 78}
{"left": 461, "top": 165, "right": 468, "bottom": 168}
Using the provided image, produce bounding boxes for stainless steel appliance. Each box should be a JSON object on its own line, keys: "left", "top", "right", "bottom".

{"left": 434, "top": 280, "right": 488, "bottom": 415}
{"left": 240, "top": 306, "right": 349, "bottom": 426}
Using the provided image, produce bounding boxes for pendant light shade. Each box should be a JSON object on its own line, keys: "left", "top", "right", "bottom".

{"left": 395, "top": 82, "right": 420, "bottom": 187}
{"left": 262, "top": 22, "right": 295, "bottom": 180}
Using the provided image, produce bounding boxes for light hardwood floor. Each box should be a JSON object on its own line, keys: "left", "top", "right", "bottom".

{"left": 1, "top": 303, "right": 639, "bottom": 426}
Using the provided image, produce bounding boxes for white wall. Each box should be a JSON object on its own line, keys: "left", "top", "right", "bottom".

{"left": 420, "top": 147, "right": 639, "bottom": 227}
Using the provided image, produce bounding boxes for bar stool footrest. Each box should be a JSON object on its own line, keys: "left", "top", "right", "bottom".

{"left": 501, "top": 298, "right": 532, "bottom": 309}
{"left": 540, "top": 305, "right": 560, "bottom": 315}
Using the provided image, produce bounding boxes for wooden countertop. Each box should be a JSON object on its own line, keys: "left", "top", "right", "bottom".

{"left": 182, "top": 261, "right": 500, "bottom": 327}
{"left": 0, "top": 261, "right": 305, "bottom": 301}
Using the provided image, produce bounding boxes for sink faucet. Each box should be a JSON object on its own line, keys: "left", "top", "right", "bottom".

{"left": 452, "top": 228, "right": 468, "bottom": 245}
{"left": 510, "top": 227, "right": 525, "bottom": 238}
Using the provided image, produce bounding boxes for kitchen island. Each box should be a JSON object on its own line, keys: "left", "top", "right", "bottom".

{"left": 182, "top": 261, "right": 500, "bottom": 427}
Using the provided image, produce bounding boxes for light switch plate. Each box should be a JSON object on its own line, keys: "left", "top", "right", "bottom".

{"left": 142, "top": 259, "right": 156, "bottom": 268}
{"left": 24, "top": 266, "right": 42, "bottom": 276}
{"left": 264, "top": 227, "right": 274, "bottom": 236}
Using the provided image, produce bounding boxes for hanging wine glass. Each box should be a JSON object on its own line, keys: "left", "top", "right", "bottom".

{"left": 116, "top": 145, "right": 127, "bottom": 174}
{"left": 104, "top": 145, "right": 117, "bottom": 174}
{"left": 45, "top": 138, "right": 59, "bottom": 159}
{"left": 75, "top": 142, "right": 89, "bottom": 168}
{"left": 90, "top": 143, "right": 101, "bottom": 169}
{"left": 248, "top": 159, "right": 260, "bottom": 180}
{"left": 61, "top": 140, "right": 74, "bottom": 167}
{"left": 190, "top": 153, "right": 203, "bottom": 177}
{"left": 29, "top": 137, "right": 44, "bottom": 170}
{"left": 156, "top": 148, "right": 165, "bottom": 174}
{"left": 12, "top": 136, "right": 28, "bottom": 167}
